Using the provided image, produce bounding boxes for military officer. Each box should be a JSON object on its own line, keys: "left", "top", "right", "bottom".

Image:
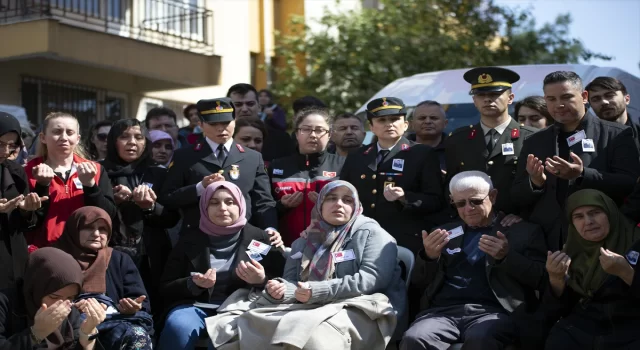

{"left": 444, "top": 66, "right": 537, "bottom": 215}
{"left": 340, "top": 97, "right": 444, "bottom": 252}
{"left": 159, "top": 97, "right": 278, "bottom": 232}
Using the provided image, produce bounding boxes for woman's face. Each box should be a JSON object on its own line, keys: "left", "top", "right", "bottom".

{"left": 517, "top": 106, "right": 548, "bottom": 129}
{"left": 296, "top": 114, "right": 331, "bottom": 155}
{"left": 93, "top": 126, "right": 111, "bottom": 155}
{"left": 151, "top": 139, "right": 174, "bottom": 164}
{"left": 571, "top": 205, "right": 610, "bottom": 242}
{"left": 259, "top": 92, "right": 271, "bottom": 106}
{"left": 207, "top": 188, "right": 240, "bottom": 227}
{"left": 41, "top": 284, "right": 80, "bottom": 307}
{"left": 78, "top": 218, "right": 110, "bottom": 251}
{"left": 116, "top": 126, "right": 146, "bottom": 163}
{"left": 234, "top": 126, "right": 264, "bottom": 153}
{"left": 321, "top": 186, "right": 355, "bottom": 226}
{"left": 40, "top": 117, "right": 80, "bottom": 157}
{"left": 0, "top": 132, "right": 19, "bottom": 163}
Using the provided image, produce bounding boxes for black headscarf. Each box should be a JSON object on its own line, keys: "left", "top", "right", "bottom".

{"left": 0, "top": 112, "right": 23, "bottom": 162}
{"left": 102, "top": 119, "right": 153, "bottom": 182}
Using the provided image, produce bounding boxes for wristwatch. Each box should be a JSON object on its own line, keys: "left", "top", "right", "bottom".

{"left": 79, "top": 328, "right": 100, "bottom": 341}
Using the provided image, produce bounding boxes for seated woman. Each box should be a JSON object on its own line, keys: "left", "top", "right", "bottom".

{"left": 159, "top": 181, "right": 285, "bottom": 350}
{"left": 0, "top": 247, "right": 106, "bottom": 350}
{"left": 54, "top": 206, "right": 153, "bottom": 350}
{"left": 207, "top": 180, "right": 406, "bottom": 350}
{"left": 539, "top": 189, "right": 640, "bottom": 349}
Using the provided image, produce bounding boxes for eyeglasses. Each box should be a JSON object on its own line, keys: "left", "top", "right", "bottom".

{"left": 0, "top": 140, "right": 18, "bottom": 152}
{"left": 96, "top": 133, "right": 108, "bottom": 142}
{"left": 451, "top": 194, "right": 489, "bottom": 208}
{"left": 297, "top": 127, "right": 329, "bottom": 137}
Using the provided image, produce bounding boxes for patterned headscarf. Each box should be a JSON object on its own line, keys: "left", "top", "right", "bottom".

{"left": 299, "top": 180, "right": 363, "bottom": 282}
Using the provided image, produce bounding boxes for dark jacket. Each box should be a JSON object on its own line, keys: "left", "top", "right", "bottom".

{"left": 160, "top": 140, "right": 278, "bottom": 231}
{"left": 268, "top": 151, "right": 345, "bottom": 245}
{"left": 512, "top": 114, "right": 640, "bottom": 250}
{"left": 260, "top": 104, "right": 287, "bottom": 131}
{"left": 261, "top": 126, "right": 296, "bottom": 162}
{"left": 103, "top": 250, "right": 151, "bottom": 314}
{"left": 625, "top": 117, "right": 640, "bottom": 161}
{"left": 0, "top": 160, "right": 35, "bottom": 290}
{"left": 339, "top": 137, "right": 444, "bottom": 252}
{"left": 407, "top": 132, "right": 447, "bottom": 171}
{"left": 0, "top": 282, "right": 100, "bottom": 350}
{"left": 159, "top": 224, "right": 285, "bottom": 317}
{"left": 445, "top": 119, "right": 537, "bottom": 215}
{"left": 413, "top": 220, "right": 547, "bottom": 313}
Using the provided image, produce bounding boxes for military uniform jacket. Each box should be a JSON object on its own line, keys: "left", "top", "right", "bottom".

{"left": 511, "top": 114, "right": 640, "bottom": 250}
{"left": 159, "top": 140, "right": 278, "bottom": 232}
{"left": 445, "top": 119, "right": 537, "bottom": 214}
{"left": 340, "top": 137, "right": 444, "bottom": 252}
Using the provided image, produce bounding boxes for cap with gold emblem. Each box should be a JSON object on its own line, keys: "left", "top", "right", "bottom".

{"left": 366, "top": 97, "right": 407, "bottom": 119}
{"left": 196, "top": 98, "right": 235, "bottom": 123}
{"left": 463, "top": 67, "right": 520, "bottom": 95}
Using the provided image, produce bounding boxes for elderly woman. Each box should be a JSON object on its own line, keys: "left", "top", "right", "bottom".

{"left": 54, "top": 206, "right": 153, "bottom": 350}
{"left": 0, "top": 247, "right": 106, "bottom": 350}
{"left": 537, "top": 189, "right": 640, "bottom": 349}
{"left": 159, "top": 181, "right": 284, "bottom": 350}
{"left": 206, "top": 180, "right": 405, "bottom": 349}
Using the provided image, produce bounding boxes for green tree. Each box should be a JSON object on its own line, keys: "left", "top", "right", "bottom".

{"left": 267, "top": 0, "right": 610, "bottom": 114}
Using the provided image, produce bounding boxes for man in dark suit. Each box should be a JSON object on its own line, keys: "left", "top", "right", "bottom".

{"left": 159, "top": 98, "right": 278, "bottom": 232}
{"left": 401, "top": 171, "right": 547, "bottom": 350}
{"left": 512, "top": 71, "right": 640, "bottom": 251}
{"left": 339, "top": 97, "right": 444, "bottom": 252}
{"left": 445, "top": 67, "right": 538, "bottom": 216}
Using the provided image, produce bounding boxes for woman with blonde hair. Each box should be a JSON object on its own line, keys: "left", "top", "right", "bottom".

{"left": 24, "top": 112, "right": 116, "bottom": 248}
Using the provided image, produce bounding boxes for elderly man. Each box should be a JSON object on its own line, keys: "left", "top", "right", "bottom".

{"left": 401, "top": 171, "right": 547, "bottom": 350}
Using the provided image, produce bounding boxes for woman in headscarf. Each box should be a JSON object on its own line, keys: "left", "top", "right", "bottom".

{"left": 206, "top": 180, "right": 405, "bottom": 350}
{"left": 0, "top": 247, "right": 106, "bottom": 350}
{"left": 159, "top": 181, "right": 284, "bottom": 350}
{"left": 540, "top": 189, "right": 640, "bottom": 349}
{"left": 54, "top": 206, "right": 153, "bottom": 350}
{"left": 148, "top": 130, "right": 175, "bottom": 167}
{"left": 102, "top": 119, "right": 179, "bottom": 310}
{"left": 0, "top": 112, "right": 48, "bottom": 290}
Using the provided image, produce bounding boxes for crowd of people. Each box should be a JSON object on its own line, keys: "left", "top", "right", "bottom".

{"left": 0, "top": 67, "right": 638, "bottom": 350}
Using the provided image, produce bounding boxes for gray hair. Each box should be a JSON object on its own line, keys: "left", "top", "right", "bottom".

{"left": 449, "top": 171, "right": 493, "bottom": 194}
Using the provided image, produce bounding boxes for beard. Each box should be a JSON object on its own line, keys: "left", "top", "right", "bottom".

{"left": 597, "top": 105, "right": 626, "bottom": 122}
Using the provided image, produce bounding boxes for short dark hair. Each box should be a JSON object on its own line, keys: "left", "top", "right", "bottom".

{"left": 514, "top": 96, "right": 553, "bottom": 123}
{"left": 294, "top": 107, "right": 333, "bottom": 131}
{"left": 183, "top": 104, "right": 198, "bottom": 118}
{"left": 145, "top": 107, "right": 177, "bottom": 129}
{"left": 333, "top": 112, "right": 364, "bottom": 127}
{"left": 543, "top": 71, "right": 583, "bottom": 91}
{"left": 233, "top": 117, "right": 268, "bottom": 140}
{"left": 226, "top": 83, "right": 259, "bottom": 101}
{"left": 585, "top": 76, "right": 628, "bottom": 95}
{"left": 292, "top": 96, "right": 326, "bottom": 114}
{"left": 258, "top": 89, "right": 273, "bottom": 99}
{"left": 413, "top": 100, "right": 447, "bottom": 120}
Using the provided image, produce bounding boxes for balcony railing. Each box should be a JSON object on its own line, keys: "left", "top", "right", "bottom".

{"left": 0, "top": 0, "right": 213, "bottom": 54}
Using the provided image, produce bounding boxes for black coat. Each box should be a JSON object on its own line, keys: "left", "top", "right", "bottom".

{"left": 103, "top": 249, "right": 151, "bottom": 314}
{"left": 340, "top": 137, "right": 444, "bottom": 252}
{"left": 159, "top": 224, "right": 284, "bottom": 318}
{"left": 512, "top": 114, "right": 640, "bottom": 250}
{"left": 0, "top": 160, "right": 35, "bottom": 290}
{"left": 444, "top": 119, "right": 538, "bottom": 215}
{"left": 261, "top": 125, "right": 296, "bottom": 162}
{"left": 159, "top": 140, "right": 278, "bottom": 231}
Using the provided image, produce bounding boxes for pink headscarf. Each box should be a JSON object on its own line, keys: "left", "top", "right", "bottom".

{"left": 149, "top": 130, "right": 174, "bottom": 147}
{"left": 199, "top": 181, "right": 247, "bottom": 236}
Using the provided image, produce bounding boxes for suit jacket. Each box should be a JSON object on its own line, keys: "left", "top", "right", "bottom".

{"left": 512, "top": 114, "right": 640, "bottom": 250}
{"left": 339, "top": 137, "right": 444, "bottom": 252}
{"left": 159, "top": 140, "right": 277, "bottom": 231}
{"left": 445, "top": 119, "right": 538, "bottom": 215}
{"left": 413, "top": 219, "right": 547, "bottom": 313}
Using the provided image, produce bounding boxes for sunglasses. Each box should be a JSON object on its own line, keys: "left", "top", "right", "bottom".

{"left": 451, "top": 194, "right": 489, "bottom": 208}
{"left": 96, "top": 133, "right": 108, "bottom": 142}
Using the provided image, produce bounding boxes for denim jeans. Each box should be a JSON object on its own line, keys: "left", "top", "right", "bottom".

{"left": 158, "top": 305, "right": 216, "bottom": 350}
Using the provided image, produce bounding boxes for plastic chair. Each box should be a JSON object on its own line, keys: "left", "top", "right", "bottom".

{"left": 396, "top": 246, "right": 415, "bottom": 288}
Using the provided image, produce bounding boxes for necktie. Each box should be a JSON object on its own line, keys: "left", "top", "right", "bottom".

{"left": 376, "top": 150, "right": 390, "bottom": 168}
{"left": 217, "top": 144, "right": 227, "bottom": 164}
{"left": 486, "top": 129, "right": 497, "bottom": 153}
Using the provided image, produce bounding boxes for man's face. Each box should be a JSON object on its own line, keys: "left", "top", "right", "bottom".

{"left": 450, "top": 188, "right": 496, "bottom": 227}
{"left": 201, "top": 120, "right": 236, "bottom": 145}
{"left": 370, "top": 115, "right": 408, "bottom": 142}
{"left": 411, "top": 104, "right": 448, "bottom": 139}
{"left": 148, "top": 115, "right": 179, "bottom": 142}
{"left": 331, "top": 118, "right": 365, "bottom": 150}
{"left": 588, "top": 87, "right": 630, "bottom": 122}
{"left": 187, "top": 108, "right": 200, "bottom": 127}
{"left": 544, "top": 81, "right": 588, "bottom": 125}
{"left": 472, "top": 90, "right": 514, "bottom": 118}
{"left": 230, "top": 91, "right": 260, "bottom": 119}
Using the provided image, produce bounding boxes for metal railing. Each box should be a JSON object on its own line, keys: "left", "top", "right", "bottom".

{"left": 0, "top": 0, "right": 213, "bottom": 53}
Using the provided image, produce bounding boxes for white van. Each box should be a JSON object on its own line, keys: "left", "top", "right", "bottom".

{"left": 356, "top": 64, "right": 640, "bottom": 133}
